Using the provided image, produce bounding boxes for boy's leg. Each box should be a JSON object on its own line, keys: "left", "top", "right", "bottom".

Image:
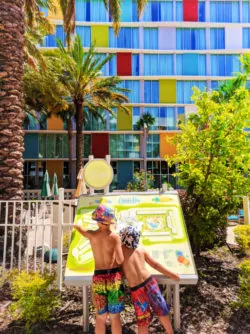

{"left": 109, "top": 313, "right": 122, "bottom": 334}
{"left": 159, "top": 315, "right": 174, "bottom": 334}
{"left": 95, "top": 313, "right": 108, "bottom": 334}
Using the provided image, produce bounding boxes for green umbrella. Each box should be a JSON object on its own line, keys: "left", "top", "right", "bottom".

{"left": 52, "top": 173, "right": 59, "bottom": 197}
{"left": 41, "top": 170, "right": 52, "bottom": 198}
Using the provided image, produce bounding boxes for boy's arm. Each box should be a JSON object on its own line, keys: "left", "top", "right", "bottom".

{"left": 73, "top": 224, "right": 93, "bottom": 239}
{"left": 114, "top": 234, "right": 124, "bottom": 265}
{"left": 144, "top": 250, "right": 180, "bottom": 281}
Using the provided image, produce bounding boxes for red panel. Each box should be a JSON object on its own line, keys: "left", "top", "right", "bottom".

{"left": 183, "top": 0, "right": 198, "bottom": 22}
{"left": 92, "top": 133, "right": 109, "bottom": 158}
{"left": 117, "top": 53, "right": 132, "bottom": 76}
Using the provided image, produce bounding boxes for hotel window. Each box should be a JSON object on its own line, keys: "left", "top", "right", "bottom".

{"left": 177, "top": 107, "right": 185, "bottom": 129}
{"left": 176, "top": 54, "right": 206, "bottom": 75}
{"left": 84, "top": 109, "right": 107, "bottom": 131}
{"left": 119, "top": 81, "right": 140, "bottom": 103}
{"left": 132, "top": 0, "right": 139, "bottom": 21}
{"left": 243, "top": 1, "right": 250, "bottom": 22}
{"left": 109, "top": 28, "right": 139, "bottom": 48}
{"left": 45, "top": 25, "right": 66, "bottom": 47}
{"left": 110, "top": 161, "right": 118, "bottom": 191}
{"left": 75, "top": 26, "right": 91, "bottom": 47}
{"left": 23, "top": 161, "right": 46, "bottom": 190}
{"left": 143, "top": 1, "right": 173, "bottom": 22}
{"left": 90, "top": 0, "right": 106, "bottom": 21}
{"left": 76, "top": 0, "right": 90, "bottom": 21}
{"left": 144, "top": 55, "right": 174, "bottom": 75}
{"left": 210, "top": 1, "right": 240, "bottom": 22}
{"left": 147, "top": 161, "right": 177, "bottom": 189}
{"left": 210, "top": 55, "right": 240, "bottom": 76}
{"left": 63, "top": 162, "right": 70, "bottom": 188}
{"left": 177, "top": 81, "right": 206, "bottom": 103}
{"left": 132, "top": 108, "right": 141, "bottom": 130}
{"left": 176, "top": 29, "right": 206, "bottom": 50}
{"left": 24, "top": 112, "right": 47, "bottom": 130}
{"left": 83, "top": 134, "right": 91, "bottom": 158}
{"left": 144, "top": 81, "right": 159, "bottom": 103}
{"left": 144, "top": 28, "right": 158, "bottom": 49}
{"left": 147, "top": 134, "right": 160, "bottom": 158}
{"left": 38, "top": 134, "right": 69, "bottom": 158}
{"left": 109, "top": 134, "right": 140, "bottom": 158}
{"left": 243, "top": 28, "right": 250, "bottom": 48}
{"left": 144, "top": 107, "right": 175, "bottom": 130}
{"left": 210, "top": 28, "right": 225, "bottom": 49}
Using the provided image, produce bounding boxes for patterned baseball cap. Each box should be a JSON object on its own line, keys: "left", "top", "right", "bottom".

{"left": 119, "top": 226, "right": 140, "bottom": 249}
{"left": 92, "top": 204, "right": 117, "bottom": 225}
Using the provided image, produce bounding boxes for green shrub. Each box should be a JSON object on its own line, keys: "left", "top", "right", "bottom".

{"left": 234, "top": 225, "right": 250, "bottom": 255}
{"left": 126, "top": 170, "right": 154, "bottom": 192}
{"left": 9, "top": 271, "right": 60, "bottom": 333}
{"left": 237, "top": 260, "right": 250, "bottom": 310}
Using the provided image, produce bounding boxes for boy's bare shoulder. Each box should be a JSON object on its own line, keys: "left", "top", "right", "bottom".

{"left": 135, "top": 246, "right": 146, "bottom": 255}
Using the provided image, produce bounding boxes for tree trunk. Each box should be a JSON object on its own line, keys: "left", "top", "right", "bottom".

{"left": 0, "top": 0, "right": 25, "bottom": 200}
{"left": 75, "top": 101, "right": 84, "bottom": 176}
{"left": 66, "top": 118, "right": 73, "bottom": 188}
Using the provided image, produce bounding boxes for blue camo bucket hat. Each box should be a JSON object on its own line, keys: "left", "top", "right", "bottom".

{"left": 120, "top": 226, "right": 140, "bottom": 249}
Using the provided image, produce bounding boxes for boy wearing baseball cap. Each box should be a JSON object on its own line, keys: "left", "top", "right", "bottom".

{"left": 74, "top": 204, "right": 124, "bottom": 334}
{"left": 120, "top": 226, "right": 180, "bottom": 334}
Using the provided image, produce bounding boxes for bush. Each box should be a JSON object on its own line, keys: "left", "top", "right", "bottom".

{"left": 237, "top": 260, "right": 250, "bottom": 310}
{"left": 9, "top": 271, "right": 60, "bottom": 333}
{"left": 126, "top": 170, "right": 154, "bottom": 192}
{"left": 234, "top": 225, "right": 250, "bottom": 256}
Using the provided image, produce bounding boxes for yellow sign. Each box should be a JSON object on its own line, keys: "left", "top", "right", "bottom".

{"left": 83, "top": 160, "right": 113, "bottom": 190}
{"left": 65, "top": 192, "right": 198, "bottom": 286}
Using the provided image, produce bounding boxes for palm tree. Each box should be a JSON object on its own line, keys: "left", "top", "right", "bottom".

{"left": 53, "top": 35, "right": 130, "bottom": 175}
{"left": 0, "top": 0, "right": 25, "bottom": 200}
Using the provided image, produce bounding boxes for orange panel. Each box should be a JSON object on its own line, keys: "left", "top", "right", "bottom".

{"left": 46, "top": 161, "right": 63, "bottom": 187}
{"left": 160, "top": 133, "right": 177, "bottom": 158}
{"left": 48, "top": 1, "right": 63, "bottom": 20}
{"left": 47, "top": 114, "right": 64, "bottom": 130}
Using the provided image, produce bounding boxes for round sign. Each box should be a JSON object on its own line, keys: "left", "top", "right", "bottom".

{"left": 83, "top": 160, "right": 113, "bottom": 190}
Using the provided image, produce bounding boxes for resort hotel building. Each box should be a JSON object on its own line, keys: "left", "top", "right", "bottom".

{"left": 23, "top": 0, "right": 250, "bottom": 190}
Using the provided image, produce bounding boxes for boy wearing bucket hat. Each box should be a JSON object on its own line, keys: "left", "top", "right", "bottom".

{"left": 119, "top": 226, "right": 179, "bottom": 334}
{"left": 74, "top": 204, "right": 124, "bottom": 334}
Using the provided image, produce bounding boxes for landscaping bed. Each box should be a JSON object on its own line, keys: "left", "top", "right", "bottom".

{"left": 0, "top": 247, "right": 249, "bottom": 333}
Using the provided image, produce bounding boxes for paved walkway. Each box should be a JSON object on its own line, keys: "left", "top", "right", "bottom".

{"left": 226, "top": 224, "right": 238, "bottom": 245}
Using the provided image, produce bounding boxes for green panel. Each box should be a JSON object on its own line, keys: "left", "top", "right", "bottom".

{"left": 160, "top": 80, "right": 176, "bottom": 103}
{"left": 117, "top": 107, "right": 132, "bottom": 130}
{"left": 118, "top": 161, "right": 133, "bottom": 189}
{"left": 91, "top": 25, "right": 108, "bottom": 47}
{"left": 24, "top": 134, "right": 39, "bottom": 159}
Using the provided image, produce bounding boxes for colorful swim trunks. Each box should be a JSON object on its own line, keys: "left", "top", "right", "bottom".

{"left": 130, "top": 276, "right": 170, "bottom": 327}
{"left": 92, "top": 267, "right": 125, "bottom": 315}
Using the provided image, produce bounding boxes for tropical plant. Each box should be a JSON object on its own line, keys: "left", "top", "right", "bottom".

{"left": 51, "top": 35, "right": 130, "bottom": 175}
{"left": 126, "top": 170, "right": 154, "bottom": 192}
{"left": 166, "top": 76, "right": 250, "bottom": 254}
{"left": 0, "top": 0, "right": 25, "bottom": 200}
{"left": 135, "top": 112, "right": 155, "bottom": 130}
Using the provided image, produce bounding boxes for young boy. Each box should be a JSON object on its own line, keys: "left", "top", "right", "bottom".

{"left": 120, "top": 226, "right": 180, "bottom": 334}
{"left": 74, "top": 204, "right": 124, "bottom": 334}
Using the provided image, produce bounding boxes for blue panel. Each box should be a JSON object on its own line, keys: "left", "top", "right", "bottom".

{"left": 132, "top": 54, "right": 139, "bottom": 76}
{"left": 198, "top": 2, "right": 205, "bottom": 22}
{"left": 144, "top": 81, "right": 159, "bottom": 103}
{"left": 109, "top": 28, "right": 139, "bottom": 48}
{"left": 24, "top": 134, "right": 39, "bottom": 159}
{"left": 121, "top": 0, "right": 132, "bottom": 22}
{"left": 118, "top": 161, "right": 133, "bottom": 189}
{"left": 109, "top": 54, "right": 117, "bottom": 75}
{"left": 132, "top": 1, "right": 138, "bottom": 21}
{"left": 210, "top": 28, "right": 225, "bottom": 49}
{"left": 76, "top": 0, "right": 90, "bottom": 21}
{"left": 243, "top": 28, "right": 250, "bottom": 48}
{"left": 243, "top": 1, "right": 250, "bottom": 22}
{"left": 176, "top": 1, "right": 183, "bottom": 21}
{"left": 177, "top": 29, "right": 206, "bottom": 50}
{"left": 151, "top": 3, "right": 159, "bottom": 21}
{"left": 76, "top": 26, "right": 91, "bottom": 47}
{"left": 183, "top": 54, "right": 198, "bottom": 75}
{"left": 144, "top": 28, "right": 158, "bottom": 49}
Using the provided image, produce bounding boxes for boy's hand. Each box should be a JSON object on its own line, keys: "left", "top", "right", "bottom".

{"left": 171, "top": 273, "right": 180, "bottom": 281}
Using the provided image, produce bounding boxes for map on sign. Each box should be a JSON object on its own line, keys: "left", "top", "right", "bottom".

{"left": 65, "top": 192, "right": 198, "bottom": 286}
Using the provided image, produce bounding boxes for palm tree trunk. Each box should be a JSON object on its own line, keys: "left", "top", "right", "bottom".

{"left": 0, "top": 0, "right": 25, "bottom": 200}
{"left": 75, "top": 100, "right": 84, "bottom": 176}
{"left": 66, "top": 118, "right": 73, "bottom": 188}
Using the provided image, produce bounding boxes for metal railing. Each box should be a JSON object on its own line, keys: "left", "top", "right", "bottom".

{"left": 0, "top": 189, "right": 77, "bottom": 290}
{"left": 24, "top": 189, "right": 75, "bottom": 200}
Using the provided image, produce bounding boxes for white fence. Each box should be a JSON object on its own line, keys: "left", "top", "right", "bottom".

{"left": 24, "top": 189, "right": 75, "bottom": 200}
{"left": 0, "top": 189, "right": 76, "bottom": 290}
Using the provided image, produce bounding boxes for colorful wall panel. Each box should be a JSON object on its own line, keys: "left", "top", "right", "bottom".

{"left": 225, "top": 27, "right": 242, "bottom": 49}
{"left": 117, "top": 107, "right": 132, "bottom": 130}
{"left": 47, "top": 114, "right": 64, "bottom": 130}
{"left": 117, "top": 53, "right": 132, "bottom": 76}
{"left": 159, "top": 28, "right": 176, "bottom": 50}
{"left": 91, "top": 25, "right": 108, "bottom": 47}
{"left": 183, "top": 54, "right": 198, "bottom": 75}
{"left": 117, "top": 161, "right": 133, "bottom": 189}
{"left": 183, "top": 0, "right": 198, "bottom": 22}
{"left": 23, "top": 134, "right": 39, "bottom": 159}
{"left": 159, "top": 80, "right": 176, "bottom": 103}
{"left": 92, "top": 133, "right": 109, "bottom": 158}
{"left": 160, "top": 133, "right": 177, "bottom": 158}
{"left": 47, "top": 161, "right": 63, "bottom": 187}
{"left": 48, "top": 0, "right": 63, "bottom": 20}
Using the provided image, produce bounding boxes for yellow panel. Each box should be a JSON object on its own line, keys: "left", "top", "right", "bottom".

{"left": 47, "top": 114, "right": 64, "bottom": 130}
{"left": 117, "top": 107, "right": 132, "bottom": 130}
{"left": 159, "top": 80, "right": 176, "bottom": 103}
{"left": 160, "top": 133, "right": 177, "bottom": 158}
{"left": 46, "top": 161, "right": 63, "bottom": 187}
{"left": 91, "top": 26, "right": 109, "bottom": 47}
{"left": 48, "top": 0, "right": 63, "bottom": 20}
